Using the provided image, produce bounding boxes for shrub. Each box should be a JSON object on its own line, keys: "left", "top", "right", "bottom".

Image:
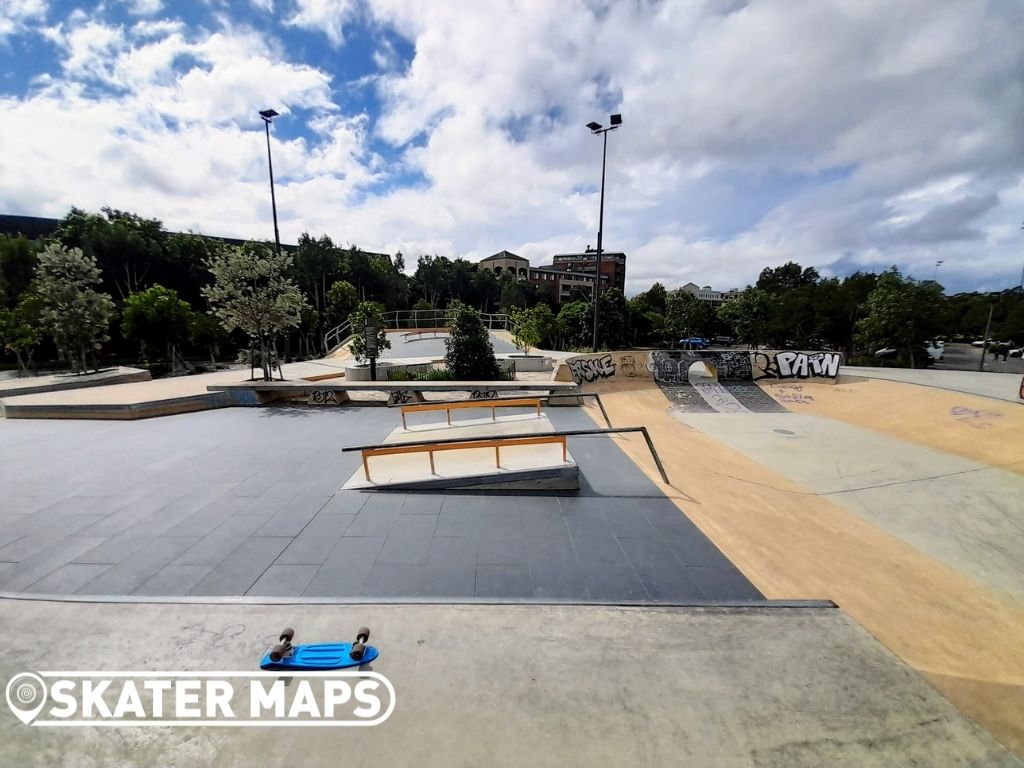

{"left": 444, "top": 303, "right": 502, "bottom": 380}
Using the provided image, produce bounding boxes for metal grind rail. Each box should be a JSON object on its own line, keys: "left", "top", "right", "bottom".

{"left": 343, "top": 426, "right": 669, "bottom": 485}
{"left": 386, "top": 392, "right": 613, "bottom": 429}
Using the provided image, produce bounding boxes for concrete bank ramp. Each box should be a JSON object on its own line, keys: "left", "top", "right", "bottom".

{"left": 0, "top": 599, "right": 1017, "bottom": 767}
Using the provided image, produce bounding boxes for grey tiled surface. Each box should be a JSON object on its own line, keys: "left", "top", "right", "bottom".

{"left": 0, "top": 407, "right": 763, "bottom": 602}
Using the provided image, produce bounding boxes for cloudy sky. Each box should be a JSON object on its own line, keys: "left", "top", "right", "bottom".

{"left": 1, "top": 0, "right": 1022, "bottom": 295}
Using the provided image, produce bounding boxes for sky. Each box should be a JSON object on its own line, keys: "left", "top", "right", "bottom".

{"left": 1, "top": 0, "right": 1022, "bottom": 296}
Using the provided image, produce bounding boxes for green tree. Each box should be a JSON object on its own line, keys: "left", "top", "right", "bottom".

{"left": 32, "top": 244, "right": 117, "bottom": 373}
{"left": 0, "top": 294, "right": 43, "bottom": 376}
{"left": 121, "top": 284, "right": 195, "bottom": 373}
{"left": 509, "top": 306, "right": 543, "bottom": 356}
{"left": 717, "top": 289, "right": 776, "bottom": 348}
{"left": 597, "top": 288, "right": 628, "bottom": 349}
{"left": 189, "top": 312, "right": 228, "bottom": 366}
{"left": 202, "top": 242, "right": 307, "bottom": 380}
{"left": 0, "top": 234, "right": 38, "bottom": 308}
{"left": 325, "top": 280, "right": 359, "bottom": 329}
{"left": 665, "top": 289, "right": 714, "bottom": 343}
{"left": 348, "top": 301, "right": 390, "bottom": 362}
{"left": 855, "top": 268, "right": 944, "bottom": 367}
{"left": 556, "top": 300, "right": 591, "bottom": 351}
{"left": 445, "top": 303, "right": 502, "bottom": 380}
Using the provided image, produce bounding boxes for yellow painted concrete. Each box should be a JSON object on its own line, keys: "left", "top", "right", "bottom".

{"left": 760, "top": 377, "right": 1024, "bottom": 474}
{"left": 577, "top": 379, "right": 1024, "bottom": 757}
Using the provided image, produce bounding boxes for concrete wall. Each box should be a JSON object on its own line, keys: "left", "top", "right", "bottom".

{"left": 556, "top": 349, "right": 842, "bottom": 386}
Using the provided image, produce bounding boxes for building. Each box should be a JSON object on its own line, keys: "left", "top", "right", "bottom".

{"left": 479, "top": 250, "right": 595, "bottom": 303}
{"left": 680, "top": 282, "right": 739, "bottom": 306}
{"left": 550, "top": 247, "right": 626, "bottom": 293}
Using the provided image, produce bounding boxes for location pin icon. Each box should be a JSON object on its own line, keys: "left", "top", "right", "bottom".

{"left": 5, "top": 673, "right": 48, "bottom": 725}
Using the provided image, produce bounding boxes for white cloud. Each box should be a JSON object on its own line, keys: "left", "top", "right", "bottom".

{"left": 286, "top": 0, "right": 358, "bottom": 48}
{"left": 119, "top": 0, "right": 163, "bottom": 17}
{"left": 1, "top": 0, "right": 1022, "bottom": 295}
{"left": 0, "top": 0, "right": 46, "bottom": 39}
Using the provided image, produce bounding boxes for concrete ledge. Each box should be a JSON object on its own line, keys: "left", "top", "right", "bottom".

{"left": 0, "top": 391, "right": 229, "bottom": 420}
{"left": 0, "top": 366, "right": 151, "bottom": 398}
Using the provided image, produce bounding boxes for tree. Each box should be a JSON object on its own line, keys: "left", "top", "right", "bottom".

{"left": 189, "top": 312, "right": 228, "bottom": 366}
{"left": 855, "top": 268, "right": 944, "bottom": 367}
{"left": 717, "top": 289, "right": 775, "bottom": 348}
{"left": 325, "top": 280, "right": 359, "bottom": 329}
{"left": 121, "top": 284, "right": 195, "bottom": 373}
{"left": 202, "top": 242, "right": 307, "bottom": 380}
{"left": 32, "top": 244, "right": 117, "bottom": 373}
{"left": 445, "top": 303, "right": 502, "bottom": 380}
{"left": 557, "top": 300, "right": 591, "bottom": 350}
{"left": 348, "top": 301, "right": 390, "bottom": 362}
{"left": 0, "top": 294, "right": 42, "bottom": 376}
{"left": 596, "top": 288, "right": 628, "bottom": 349}
{"left": 665, "top": 289, "right": 714, "bottom": 343}
{"left": 509, "top": 306, "right": 543, "bottom": 356}
{"left": 0, "top": 234, "right": 38, "bottom": 308}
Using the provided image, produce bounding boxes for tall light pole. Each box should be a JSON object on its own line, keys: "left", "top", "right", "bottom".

{"left": 933, "top": 259, "right": 943, "bottom": 283}
{"left": 259, "top": 108, "right": 282, "bottom": 256}
{"left": 586, "top": 113, "right": 622, "bottom": 352}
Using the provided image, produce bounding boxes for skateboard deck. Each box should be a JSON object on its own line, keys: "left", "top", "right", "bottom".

{"left": 260, "top": 642, "right": 379, "bottom": 671}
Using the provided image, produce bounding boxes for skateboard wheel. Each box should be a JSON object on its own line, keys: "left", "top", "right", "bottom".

{"left": 279, "top": 627, "right": 295, "bottom": 643}
{"left": 350, "top": 642, "right": 365, "bottom": 661}
{"left": 270, "top": 644, "right": 287, "bottom": 662}
{"left": 356, "top": 627, "right": 370, "bottom": 643}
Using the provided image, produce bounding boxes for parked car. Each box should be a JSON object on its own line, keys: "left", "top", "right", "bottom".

{"left": 678, "top": 337, "right": 709, "bottom": 349}
{"left": 971, "top": 339, "right": 992, "bottom": 347}
{"left": 873, "top": 347, "right": 898, "bottom": 359}
{"left": 1010, "top": 347, "right": 1023, "bottom": 358}
{"left": 711, "top": 335, "right": 734, "bottom": 346}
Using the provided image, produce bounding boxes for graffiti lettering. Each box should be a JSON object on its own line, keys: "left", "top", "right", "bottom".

{"left": 619, "top": 355, "right": 638, "bottom": 378}
{"left": 567, "top": 354, "right": 617, "bottom": 384}
{"left": 754, "top": 351, "right": 841, "bottom": 381}
{"left": 470, "top": 389, "right": 499, "bottom": 400}
{"left": 388, "top": 389, "right": 413, "bottom": 405}
{"left": 308, "top": 390, "right": 338, "bottom": 405}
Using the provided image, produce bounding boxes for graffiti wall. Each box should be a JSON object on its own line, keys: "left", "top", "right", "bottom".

{"left": 557, "top": 352, "right": 651, "bottom": 385}
{"left": 558, "top": 349, "right": 841, "bottom": 386}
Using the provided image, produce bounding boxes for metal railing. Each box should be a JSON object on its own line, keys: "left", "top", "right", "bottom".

{"left": 399, "top": 397, "right": 543, "bottom": 430}
{"left": 386, "top": 392, "right": 613, "bottom": 429}
{"left": 323, "top": 310, "right": 510, "bottom": 354}
{"left": 343, "top": 426, "right": 669, "bottom": 484}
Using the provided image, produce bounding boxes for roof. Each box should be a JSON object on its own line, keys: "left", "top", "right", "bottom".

{"left": 481, "top": 250, "right": 528, "bottom": 263}
{"left": 551, "top": 250, "right": 626, "bottom": 260}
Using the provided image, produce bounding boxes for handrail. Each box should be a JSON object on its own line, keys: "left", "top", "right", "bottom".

{"left": 343, "top": 426, "right": 669, "bottom": 484}
{"left": 356, "top": 434, "right": 567, "bottom": 482}
{"left": 400, "top": 397, "right": 542, "bottom": 429}
{"left": 323, "top": 310, "right": 510, "bottom": 353}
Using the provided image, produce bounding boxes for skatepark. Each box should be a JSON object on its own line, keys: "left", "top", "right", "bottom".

{"left": 1, "top": 330, "right": 1022, "bottom": 765}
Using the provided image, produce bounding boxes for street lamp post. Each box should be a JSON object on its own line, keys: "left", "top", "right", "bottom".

{"left": 933, "top": 259, "right": 944, "bottom": 283}
{"left": 586, "top": 113, "right": 622, "bottom": 352}
{"left": 259, "top": 108, "right": 282, "bottom": 257}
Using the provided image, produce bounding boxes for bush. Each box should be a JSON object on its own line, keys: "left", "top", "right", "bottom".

{"left": 444, "top": 304, "right": 502, "bottom": 380}
{"left": 387, "top": 368, "right": 454, "bottom": 381}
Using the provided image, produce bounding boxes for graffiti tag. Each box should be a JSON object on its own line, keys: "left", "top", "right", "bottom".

{"left": 308, "top": 390, "right": 338, "bottom": 405}
{"left": 470, "top": 389, "right": 499, "bottom": 400}
{"left": 568, "top": 355, "right": 617, "bottom": 384}
{"left": 619, "top": 355, "right": 638, "bottom": 378}
{"left": 950, "top": 406, "right": 1003, "bottom": 430}
{"left": 754, "top": 351, "right": 841, "bottom": 381}
{"left": 388, "top": 389, "right": 413, "bottom": 405}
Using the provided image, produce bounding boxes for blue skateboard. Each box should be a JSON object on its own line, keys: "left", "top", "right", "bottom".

{"left": 260, "top": 626, "right": 379, "bottom": 671}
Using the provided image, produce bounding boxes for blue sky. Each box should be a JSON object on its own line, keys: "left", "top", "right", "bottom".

{"left": 1, "top": 0, "right": 1022, "bottom": 294}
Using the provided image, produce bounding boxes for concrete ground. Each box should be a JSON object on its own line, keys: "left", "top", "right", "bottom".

{"left": 0, "top": 407, "right": 760, "bottom": 602}
{"left": 2, "top": 599, "right": 1018, "bottom": 768}
{"left": 572, "top": 373, "right": 1024, "bottom": 757}
{"left": 844, "top": 361, "right": 1023, "bottom": 403}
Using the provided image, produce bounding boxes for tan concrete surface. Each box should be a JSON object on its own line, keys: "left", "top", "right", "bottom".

{"left": 760, "top": 377, "right": 1024, "bottom": 474}
{"left": 575, "top": 378, "right": 1024, "bottom": 758}
{"left": 844, "top": 366, "right": 1024, "bottom": 403}
{"left": 674, "top": 411, "right": 1024, "bottom": 603}
{"left": 0, "top": 360, "right": 351, "bottom": 407}
{"left": 1, "top": 600, "right": 1017, "bottom": 768}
